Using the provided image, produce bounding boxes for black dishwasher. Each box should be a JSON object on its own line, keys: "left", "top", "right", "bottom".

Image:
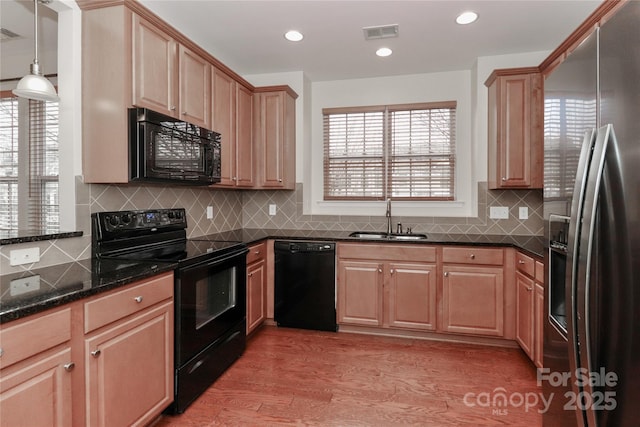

{"left": 274, "top": 241, "right": 338, "bottom": 332}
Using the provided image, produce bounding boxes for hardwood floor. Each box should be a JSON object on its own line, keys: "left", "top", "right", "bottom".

{"left": 155, "top": 326, "right": 542, "bottom": 426}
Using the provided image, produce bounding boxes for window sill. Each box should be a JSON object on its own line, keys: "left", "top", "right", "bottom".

{"left": 0, "top": 230, "right": 83, "bottom": 246}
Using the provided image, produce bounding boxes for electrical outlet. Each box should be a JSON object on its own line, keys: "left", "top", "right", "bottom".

{"left": 206, "top": 206, "right": 213, "bottom": 219}
{"left": 519, "top": 207, "right": 529, "bottom": 220}
{"left": 489, "top": 206, "right": 509, "bottom": 220}
{"left": 10, "top": 247, "right": 40, "bottom": 266}
{"left": 269, "top": 204, "right": 277, "bottom": 216}
{"left": 10, "top": 275, "right": 41, "bottom": 296}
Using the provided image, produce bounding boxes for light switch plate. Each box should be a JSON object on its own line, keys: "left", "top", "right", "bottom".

{"left": 489, "top": 206, "right": 509, "bottom": 220}
{"left": 206, "top": 206, "right": 214, "bottom": 219}
{"left": 519, "top": 207, "right": 529, "bottom": 220}
{"left": 10, "top": 247, "right": 40, "bottom": 266}
{"left": 269, "top": 204, "right": 277, "bottom": 216}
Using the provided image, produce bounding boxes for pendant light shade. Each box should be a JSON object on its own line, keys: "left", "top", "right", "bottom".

{"left": 12, "top": 0, "right": 59, "bottom": 102}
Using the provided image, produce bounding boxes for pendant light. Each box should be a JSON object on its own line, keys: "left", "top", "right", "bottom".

{"left": 12, "top": 0, "right": 59, "bottom": 102}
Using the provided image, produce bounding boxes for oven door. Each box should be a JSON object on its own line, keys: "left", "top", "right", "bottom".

{"left": 175, "top": 248, "right": 247, "bottom": 365}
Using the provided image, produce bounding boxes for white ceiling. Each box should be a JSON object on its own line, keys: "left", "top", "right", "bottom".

{"left": 139, "top": 0, "right": 602, "bottom": 81}
{"left": 1, "top": 0, "right": 602, "bottom": 82}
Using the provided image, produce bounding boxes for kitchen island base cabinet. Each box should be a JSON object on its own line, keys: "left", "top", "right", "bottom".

{"left": 441, "top": 266, "right": 505, "bottom": 337}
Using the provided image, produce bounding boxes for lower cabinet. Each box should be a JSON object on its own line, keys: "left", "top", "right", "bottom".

{"left": 515, "top": 251, "right": 545, "bottom": 367}
{"left": 83, "top": 272, "right": 174, "bottom": 427}
{"left": 337, "top": 243, "right": 437, "bottom": 331}
{"left": 441, "top": 247, "right": 506, "bottom": 337}
{"left": 0, "top": 307, "right": 74, "bottom": 427}
{"left": 246, "top": 241, "right": 267, "bottom": 334}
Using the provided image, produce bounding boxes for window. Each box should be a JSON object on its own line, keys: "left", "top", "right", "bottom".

{"left": 323, "top": 102, "right": 456, "bottom": 201}
{"left": 0, "top": 92, "right": 59, "bottom": 233}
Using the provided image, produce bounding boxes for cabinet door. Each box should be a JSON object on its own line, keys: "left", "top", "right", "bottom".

{"left": 211, "top": 69, "right": 237, "bottom": 186}
{"left": 441, "top": 266, "right": 504, "bottom": 336}
{"left": 337, "top": 260, "right": 383, "bottom": 327}
{"left": 236, "top": 84, "right": 255, "bottom": 187}
{"left": 247, "top": 259, "right": 266, "bottom": 334}
{"left": 534, "top": 282, "right": 545, "bottom": 368}
{"left": 515, "top": 271, "right": 535, "bottom": 359}
{"left": 498, "top": 74, "right": 531, "bottom": 187}
{"left": 0, "top": 348, "right": 73, "bottom": 427}
{"left": 178, "top": 44, "right": 210, "bottom": 128}
{"left": 388, "top": 262, "right": 437, "bottom": 331}
{"left": 132, "top": 15, "right": 177, "bottom": 115}
{"left": 85, "top": 302, "right": 173, "bottom": 427}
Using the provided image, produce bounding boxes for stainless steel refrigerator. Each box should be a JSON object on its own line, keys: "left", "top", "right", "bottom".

{"left": 543, "top": 1, "right": 640, "bottom": 426}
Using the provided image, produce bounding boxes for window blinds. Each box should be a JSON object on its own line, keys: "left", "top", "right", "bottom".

{"left": 323, "top": 102, "right": 456, "bottom": 201}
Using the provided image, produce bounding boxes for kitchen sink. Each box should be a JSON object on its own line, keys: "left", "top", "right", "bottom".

{"left": 348, "top": 231, "right": 428, "bottom": 241}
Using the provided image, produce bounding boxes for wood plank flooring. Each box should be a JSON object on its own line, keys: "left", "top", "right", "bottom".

{"left": 155, "top": 326, "right": 542, "bottom": 426}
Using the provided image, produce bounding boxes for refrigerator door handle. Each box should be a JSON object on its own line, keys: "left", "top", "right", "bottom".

{"left": 575, "top": 124, "right": 614, "bottom": 427}
{"left": 565, "top": 128, "right": 598, "bottom": 427}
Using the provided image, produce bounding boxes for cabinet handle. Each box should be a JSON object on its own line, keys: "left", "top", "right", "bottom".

{"left": 470, "top": 254, "right": 475, "bottom": 259}
{"left": 232, "top": 176, "right": 237, "bottom": 181}
{"left": 64, "top": 362, "right": 75, "bottom": 372}
{"left": 254, "top": 250, "right": 261, "bottom": 255}
{"left": 378, "top": 268, "right": 383, "bottom": 273}
{"left": 170, "top": 106, "right": 176, "bottom": 111}
{"left": 527, "top": 287, "right": 533, "bottom": 292}
{"left": 502, "top": 177, "right": 506, "bottom": 181}
{"left": 518, "top": 260, "right": 525, "bottom": 264}
{"left": 248, "top": 272, "right": 253, "bottom": 277}
{"left": 444, "top": 272, "right": 449, "bottom": 277}
{"left": 390, "top": 269, "right": 394, "bottom": 274}
{"left": 134, "top": 296, "right": 143, "bottom": 303}
{"left": 91, "top": 349, "right": 101, "bottom": 358}
{"left": 0, "top": 348, "right": 4, "bottom": 357}
{"left": 278, "top": 179, "right": 283, "bottom": 182}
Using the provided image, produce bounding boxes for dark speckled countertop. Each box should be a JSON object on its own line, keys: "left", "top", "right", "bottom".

{"left": 1, "top": 228, "right": 544, "bottom": 324}
{"left": 198, "top": 229, "right": 546, "bottom": 259}
{"left": 0, "top": 258, "right": 176, "bottom": 323}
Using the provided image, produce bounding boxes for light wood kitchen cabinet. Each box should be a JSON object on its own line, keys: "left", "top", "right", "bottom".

{"left": 514, "top": 251, "right": 545, "bottom": 367}
{"left": 441, "top": 247, "right": 506, "bottom": 337}
{"left": 212, "top": 68, "right": 254, "bottom": 188}
{"left": 253, "top": 87, "right": 297, "bottom": 189}
{"left": 178, "top": 45, "right": 211, "bottom": 128}
{"left": 0, "top": 307, "right": 74, "bottom": 427}
{"left": 486, "top": 67, "right": 543, "bottom": 189}
{"left": 246, "top": 241, "right": 267, "bottom": 334}
{"left": 83, "top": 273, "right": 174, "bottom": 427}
{"left": 337, "top": 243, "right": 437, "bottom": 331}
{"left": 338, "top": 259, "right": 384, "bottom": 327}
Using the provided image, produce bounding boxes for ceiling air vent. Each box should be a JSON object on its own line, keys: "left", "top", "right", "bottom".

{"left": 362, "top": 24, "right": 399, "bottom": 40}
{"left": 0, "top": 28, "right": 22, "bottom": 41}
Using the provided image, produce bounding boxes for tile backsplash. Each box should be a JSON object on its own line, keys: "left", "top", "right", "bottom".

{"left": 243, "top": 182, "right": 543, "bottom": 236}
{"left": 1, "top": 179, "right": 542, "bottom": 274}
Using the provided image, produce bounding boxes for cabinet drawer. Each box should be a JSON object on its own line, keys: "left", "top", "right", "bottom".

{"left": 535, "top": 260, "right": 545, "bottom": 284}
{"left": 442, "top": 247, "right": 504, "bottom": 265}
{"left": 84, "top": 272, "right": 173, "bottom": 334}
{"left": 247, "top": 241, "right": 267, "bottom": 265}
{"left": 516, "top": 252, "right": 535, "bottom": 277}
{"left": 0, "top": 307, "right": 71, "bottom": 370}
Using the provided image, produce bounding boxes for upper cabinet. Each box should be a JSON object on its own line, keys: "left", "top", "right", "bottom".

{"left": 80, "top": 2, "right": 295, "bottom": 187}
{"left": 254, "top": 87, "right": 297, "bottom": 189}
{"left": 485, "top": 68, "right": 543, "bottom": 189}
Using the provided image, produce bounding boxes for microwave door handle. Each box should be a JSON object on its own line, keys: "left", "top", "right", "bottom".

{"left": 565, "top": 128, "right": 597, "bottom": 427}
{"left": 575, "top": 124, "right": 613, "bottom": 427}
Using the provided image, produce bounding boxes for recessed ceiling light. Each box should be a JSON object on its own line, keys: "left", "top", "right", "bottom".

{"left": 456, "top": 11, "right": 478, "bottom": 25}
{"left": 284, "top": 30, "right": 303, "bottom": 42}
{"left": 376, "top": 47, "right": 393, "bottom": 57}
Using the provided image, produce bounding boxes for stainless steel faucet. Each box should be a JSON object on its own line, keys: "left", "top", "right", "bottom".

{"left": 385, "top": 198, "right": 392, "bottom": 234}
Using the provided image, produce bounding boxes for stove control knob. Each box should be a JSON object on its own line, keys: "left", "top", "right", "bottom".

{"left": 121, "top": 214, "right": 132, "bottom": 225}
{"left": 167, "top": 211, "right": 175, "bottom": 219}
{"left": 108, "top": 215, "right": 120, "bottom": 227}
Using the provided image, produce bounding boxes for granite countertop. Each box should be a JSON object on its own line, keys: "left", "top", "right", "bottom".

{"left": 0, "top": 258, "right": 176, "bottom": 323}
{"left": 199, "top": 229, "right": 546, "bottom": 259}
{"left": 1, "top": 228, "right": 545, "bottom": 324}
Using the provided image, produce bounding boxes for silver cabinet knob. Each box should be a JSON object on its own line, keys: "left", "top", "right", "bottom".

{"left": 278, "top": 179, "right": 283, "bottom": 182}
{"left": 518, "top": 260, "right": 525, "bottom": 264}
{"left": 91, "top": 349, "right": 101, "bottom": 358}
{"left": 502, "top": 177, "right": 506, "bottom": 181}
{"left": 170, "top": 106, "right": 176, "bottom": 111}
{"left": 390, "top": 269, "right": 395, "bottom": 274}
{"left": 444, "top": 272, "right": 449, "bottom": 277}
{"left": 64, "top": 362, "right": 75, "bottom": 372}
{"left": 527, "top": 287, "right": 533, "bottom": 292}
{"left": 0, "top": 348, "right": 3, "bottom": 358}
{"left": 134, "top": 296, "right": 143, "bottom": 303}
{"left": 470, "top": 254, "right": 475, "bottom": 259}
{"left": 378, "top": 268, "right": 383, "bottom": 273}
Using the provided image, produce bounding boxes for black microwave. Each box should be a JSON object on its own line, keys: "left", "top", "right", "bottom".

{"left": 129, "top": 108, "right": 221, "bottom": 185}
